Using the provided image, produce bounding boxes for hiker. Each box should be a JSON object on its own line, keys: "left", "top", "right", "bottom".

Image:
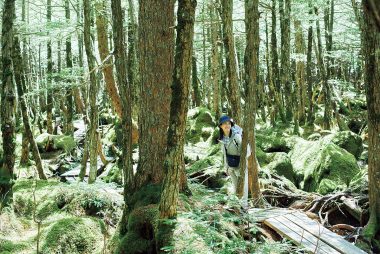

{"left": 218, "top": 115, "right": 249, "bottom": 208}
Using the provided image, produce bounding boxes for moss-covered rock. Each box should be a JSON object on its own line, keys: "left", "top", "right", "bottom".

{"left": 102, "top": 164, "right": 123, "bottom": 185}
{"left": 35, "top": 133, "right": 76, "bottom": 153}
{"left": 36, "top": 199, "right": 60, "bottom": 221}
{"left": 40, "top": 217, "right": 102, "bottom": 254}
{"left": 186, "top": 107, "right": 216, "bottom": 144}
{"left": 265, "top": 153, "right": 296, "bottom": 184}
{"left": 326, "top": 131, "right": 363, "bottom": 159}
{"left": 13, "top": 193, "right": 34, "bottom": 217}
{"left": 256, "top": 130, "right": 290, "bottom": 153}
{"left": 289, "top": 137, "right": 360, "bottom": 194}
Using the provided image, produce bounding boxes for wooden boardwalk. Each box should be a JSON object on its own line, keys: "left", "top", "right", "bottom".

{"left": 248, "top": 208, "right": 367, "bottom": 254}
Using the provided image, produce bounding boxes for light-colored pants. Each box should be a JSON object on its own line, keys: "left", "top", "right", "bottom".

{"left": 228, "top": 166, "right": 249, "bottom": 208}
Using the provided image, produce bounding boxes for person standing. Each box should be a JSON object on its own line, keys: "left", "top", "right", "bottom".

{"left": 218, "top": 115, "right": 249, "bottom": 208}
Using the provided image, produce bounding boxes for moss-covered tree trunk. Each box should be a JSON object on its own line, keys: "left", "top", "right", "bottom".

{"left": 279, "top": 0, "right": 292, "bottom": 121}
{"left": 306, "top": 0, "right": 315, "bottom": 126}
{"left": 237, "top": 0, "right": 261, "bottom": 202}
{"left": 315, "top": 7, "right": 330, "bottom": 130}
{"left": 46, "top": 0, "right": 53, "bottom": 134}
{"left": 127, "top": 0, "right": 139, "bottom": 117}
{"left": 0, "top": 0, "right": 16, "bottom": 207}
{"left": 210, "top": 3, "right": 220, "bottom": 118}
{"left": 13, "top": 36, "right": 47, "bottom": 180}
{"left": 271, "top": 0, "right": 286, "bottom": 123}
{"left": 157, "top": 0, "right": 196, "bottom": 251}
{"left": 221, "top": 0, "right": 241, "bottom": 123}
{"left": 192, "top": 55, "right": 201, "bottom": 107}
{"left": 65, "top": 0, "right": 74, "bottom": 136}
{"left": 83, "top": 0, "right": 98, "bottom": 184}
{"left": 265, "top": 15, "right": 276, "bottom": 126}
{"left": 111, "top": 0, "right": 134, "bottom": 235}
{"left": 362, "top": 0, "right": 380, "bottom": 241}
{"left": 95, "top": 0, "right": 123, "bottom": 119}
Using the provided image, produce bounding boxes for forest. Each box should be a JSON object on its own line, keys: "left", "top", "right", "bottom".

{"left": 0, "top": 0, "right": 379, "bottom": 253}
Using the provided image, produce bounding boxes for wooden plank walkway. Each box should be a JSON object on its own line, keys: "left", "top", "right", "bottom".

{"left": 248, "top": 208, "right": 366, "bottom": 254}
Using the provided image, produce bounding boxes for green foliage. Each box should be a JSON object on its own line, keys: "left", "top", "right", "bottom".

{"left": 13, "top": 193, "right": 34, "bottom": 218}
{"left": 102, "top": 164, "right": 122, "bottom": 185}
{"left": 127, "top": 184, "right": 162, "bottom": 209}
{"left": 329, "top": 131, "right": 363, "bottom": 159}
{"left": 0, "top": 238, "right": 29, "bottom": 253}
{"left": 186, "top": 107, "right": 216, "bottom": 144}
{"left": 36, "top": 199, "right": 59, "bottom": 221}
{"left": 265, "top": 152, "right": 296, "bottom": 184}
{"left": 53, "top": 135, "right": 77, "bottom": 153}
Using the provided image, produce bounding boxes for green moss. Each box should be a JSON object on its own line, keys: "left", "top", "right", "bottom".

{"left": 317, "top": 179, "right": 339, "bottom": 195}
{"left": 187, "top": 156, "right": 221, "bottom": 175}
{"left": 36, "top": 199, "right": 59, "bottom": 221}
{"left": 116, "top": 231, "right": 152, "bottom": 254}
{"left": 13, "top": 193, "right": 33, "bottom": 217}
{"left": 41, "top": 217, "right": 100, "bottom": 254}
{"left": 256, "top": 132, "right": 289, "bottom": 153}
{"left": 102, "top": 164, "right": 122, "bottom": 185}
{"left": 256, "top": 147, "right": 269, "bottom": 166}
{"left": 290, "top": 137, "right": 360, "bottom": 193}
{"left": 54, "top": 135, "right": 76, "bottom": 153}
{"left": 0, "top": 238, "right": 29, "bottom": 253}
{"left": 13, "top": 179, "right": 61, "bottom": 193}
{"left": 186, "top": 107, "right": 216, "bottom": 144}
{"left": 329, "top": 131, "right": 363, "bottom": 159}
{"left": 127, "top": 184, "right": 162, "bottom": 209}
{"left": 265, "top": 153, "right": 295, "bottom": 184}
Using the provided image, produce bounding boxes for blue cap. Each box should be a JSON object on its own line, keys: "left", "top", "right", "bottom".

{"left": 219, "top": 115, "right": 231, "bottom": 126}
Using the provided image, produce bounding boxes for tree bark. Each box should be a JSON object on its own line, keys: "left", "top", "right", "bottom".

{"left": 46, "top": 0, "right": 53, "bottom": 134}
{"left": 13, "top": 36, "right": 47, "bottom": 180}
{"left": 132, "top": 0, "right": 175, "bottom": 192}
{"left": 158, "top": 0, "right": 196, "bottom": 251}
{"left": 306, "top": 0, "right": 315, "bottom": 126}
{"left": 210, "top": 2, "right": 221, "bottom": 117}
{"left": 65, "top": 0, "right": 74, "bottom": 136}
{"left": 279, "top": 0, "right": 292, "bottom": 121}
{"left": 221, "top": 0, "right": 241, "bottom": 123}
{"left": 237, "top": 0, "right": 261, "bottom": 202}
{"left": 0, "top": 0, "right": 16, "bottom": 207}
{"left": 271, "top": 0, "right": 286, "bottom": 123}
{"left": 192, "top": 55, "right": 201, "bottom": 107}
{"left": 362, "top": 0, "right": 380, "bottom": 240}
{"left": 83, "top": 0, "right": 99, "bottom": 184}
{"left": 95, "top": 0, "right": 123, "bottom": 119}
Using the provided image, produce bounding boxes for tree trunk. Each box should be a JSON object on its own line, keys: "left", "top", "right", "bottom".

{"left": 95, "top": 0, "right": 123, "bottom": 119}
{"left": 306, "top": 0, "right": 315, "bottom": 126}
{"left": 315, "top": 7, "right": 330, "bottom": 130}
{"left": 131, "top": 0, "right": 175, "bottom": 192}
{"left": 13, "top": 36, "right": 47, "bottom": 180}
{"left": 158, "top": 0, "right": 196, "bottom": 250}
{"left": 192, "top": 55, "right": 201, "bottom": 107}
{"left": 210, "top": 2, "right": 221, "bottom": 117}
{"left": 127, "top": 0, "right": 139, "bottom": 117}
{"left": 221, "top": 0, "right": 241, "bottom": 123}
{"left": 83, "top": 0, "right": 99, "bottom": 184}
{"left": 65, "top": 0, "right": 74, "bottom": 136}
{"left": 0, "top": 0, "right": 16, "bottom": 207}
{"left": 265, "top": 15, "right": 276, "bottom": 126}
{"left": 362, "top": 0, "right": 380, "bottom": 240}
{"left": 46, "top": 0, "right": 53, "bottom": 134}
{"left": 111, "top": 0, "right": 133, "bottom": 235}
{"left": 279, "top": 0, "right": 292, "bottom": 121}
{"left": 237, "top": 0, "right": 261, "bottom": 202}
{"left": 271, "top": 0, "right": 286, "bottom": 123}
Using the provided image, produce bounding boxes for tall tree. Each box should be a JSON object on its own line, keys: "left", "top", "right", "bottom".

{"left": 46, "top": 0, "right": 53, "bottom": 134}
{"left": 13, "top": 35, "right": 47, "bottom": 180}
{"left": 83, "top": 0, "right": 99, "bottom": 184}
{"left": 0, "top": 0, "right": 16, "bottom": 207}
{"left": 362, "top": 0, "right": 380, "bottom": 241}
{"left": 65, "top": 0, "right": 74, "bottom": 136}
{"left": 95, "top": 0, "right": 123, "bottom": 118}
{"left": 209, "top": 2, "right": 220, "bottom": 117}
{"left": 279, "top": 0, "right": 292, "bottom": 121}
{"left": 111, "top": 0, "right": 134, "bottom": 239}
{"left": 158, "top": 0, "right": 196, "bottom": 250}
{"left": 131, "top": 0, "right": 175, "bottom": 192}
{"left": 237, "top": 0, "right": 261, "bottom": 201}
{"left": 271, "top": 0, "right": 286, "bottom": 123}
{"left": 221, "top": 0, "right": 241, "bottom": 123}
{"left": 306, "top": 0, "right": 315, "bottom": 126}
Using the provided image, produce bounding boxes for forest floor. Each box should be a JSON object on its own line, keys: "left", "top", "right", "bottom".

{"left": 0, "top": 107, "right": 376, "bottom": 254}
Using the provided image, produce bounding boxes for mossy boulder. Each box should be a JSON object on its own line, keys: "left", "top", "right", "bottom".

{"left": 36, "top": 199, "right": 60, "bottom": 221}
{"left": 186, "top": 107, "right": 216, "bottom": 144}
{"left": 256, "top": 130, "right": 290, "bottom": 153}
{"left": 36, "top": 133, "right": 76, "bottom": 153}
{"left": 40, "top": 217, "right": 102, "bottom": 254}
{"left": 326, "top": 131, "right": 363, "bottom": 159}
{"left": 265, "top": 152, "right": 296, "bottom": 184}
{"left": 102, "top": 164, "right": 122, "bottom": 185}
{"left": 289, "top": 137, "right": 360, "bottom": 194}
{"left": 0, "top": 239, "right": 29, "bottom": 253}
